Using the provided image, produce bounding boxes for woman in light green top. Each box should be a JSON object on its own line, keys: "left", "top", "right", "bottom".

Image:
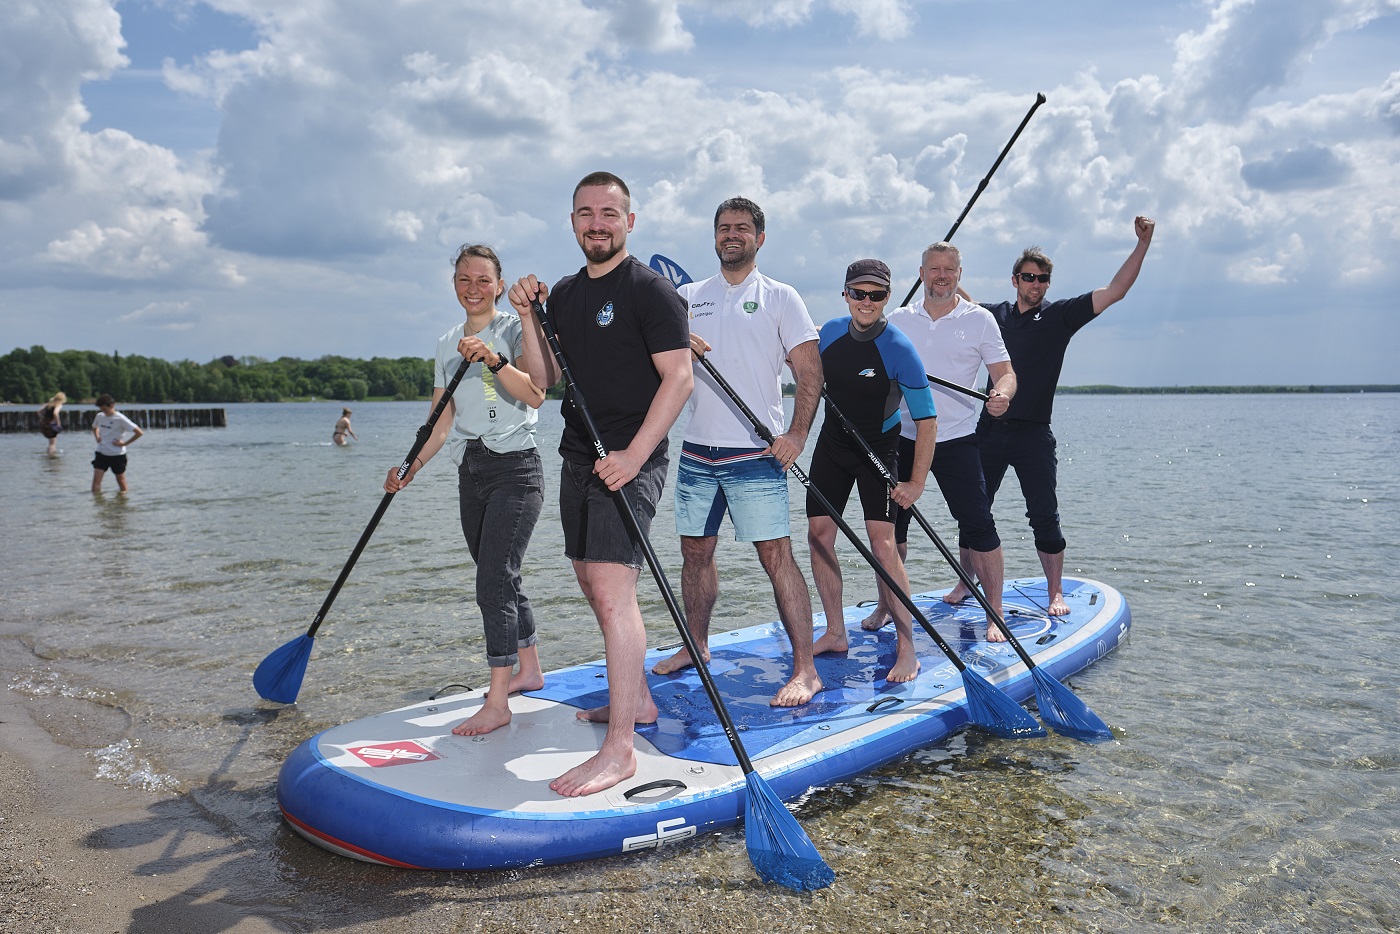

{"left": 385, "top": 244, "right": 547, "bottom": 735}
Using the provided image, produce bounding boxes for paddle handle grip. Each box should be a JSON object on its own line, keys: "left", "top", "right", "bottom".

{"left": 900, "top": 92, "right": 1047, "bottom": 307}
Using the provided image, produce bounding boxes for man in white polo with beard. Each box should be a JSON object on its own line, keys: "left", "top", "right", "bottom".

{"left": 652, "top": 197, "right": 824, "bottom": 706}
{"left": 859, "top": 241, "right": 1017, "bottom": 641}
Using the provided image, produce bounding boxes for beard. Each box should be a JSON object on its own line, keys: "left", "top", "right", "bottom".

{"left": 924, "top": 282, "right": 957, "bottom": 303}
{"left": 579, "top": 231, "right": 624, "bottom": 265}
{"left": 716, "top": 240, "right": 758, "bottom": 271}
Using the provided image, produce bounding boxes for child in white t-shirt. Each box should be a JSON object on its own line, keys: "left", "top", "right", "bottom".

{"left": 91, "top": 393, "right": 143, "bottom": 493}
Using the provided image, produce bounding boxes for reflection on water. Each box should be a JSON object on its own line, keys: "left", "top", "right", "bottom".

{"left": 1, "top": 396, "right": 1398, "bottom": 932}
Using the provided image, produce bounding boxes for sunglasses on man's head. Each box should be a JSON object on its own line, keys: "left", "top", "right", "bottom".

{"left": 1017, "top": 272, "right": 1051, "bottom": 283}
{"left": 846, "top": 287, "right": 890, "bottom": 302}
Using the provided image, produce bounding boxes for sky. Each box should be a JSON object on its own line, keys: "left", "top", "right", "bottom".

{"left": 2, "top": 0, "right": 1398, "bottom": 386}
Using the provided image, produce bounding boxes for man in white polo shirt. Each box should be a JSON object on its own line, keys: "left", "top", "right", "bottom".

{"left": 860, "top": 241, "right": 1017, "bottom": 640}
{"left": 652, "top": 197, "right": 824, "bottom": 706}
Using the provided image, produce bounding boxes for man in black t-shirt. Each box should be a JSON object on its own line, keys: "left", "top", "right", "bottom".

{"left": 965, "top": 216, "right": 1154, "bottom": 616}
{"left": 510, "top": 172, "right": 693, "bottom": 798}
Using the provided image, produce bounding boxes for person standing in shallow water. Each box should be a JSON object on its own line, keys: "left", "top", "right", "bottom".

{"left": 332, "top": 408, "right": 357, "bottom": 446}
{"left": 91, "top": 393, "right": 143, "bottom": 493}
{"left": 38, "top": 392, "right": 66, "bottom": 455}
{"left": 384, "top": 244, "right": 547, "bottom": 736}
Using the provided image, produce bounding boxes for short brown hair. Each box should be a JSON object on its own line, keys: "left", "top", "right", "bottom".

{"left": 573, "top": 171, "right": 630, "bottom": 210}
{"left": 1014, "top": 247, "right": 1053, "bottom": 276}
{"left": 452, "top": 243, "right": 503, "bottom": 280}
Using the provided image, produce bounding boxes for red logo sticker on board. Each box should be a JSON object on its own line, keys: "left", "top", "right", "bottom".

{"left": 348, "top": 740, "right": 440, "bottom": 767}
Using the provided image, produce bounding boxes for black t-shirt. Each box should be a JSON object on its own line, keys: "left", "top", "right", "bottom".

{"left": 548, "top": 255, "right": 690, "bottom": 463}
{"left": 981, "top": 293, "right": 1095, "bottom": 424}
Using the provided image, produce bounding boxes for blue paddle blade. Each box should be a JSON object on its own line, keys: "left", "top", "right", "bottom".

{"left": 648, "top": 254, "right": 692, "bottom": 287}
{"left": 1032, "top": 667, "right": 1114, "bottom": 743}
{"left": 744, "top": 772, "right": 834, "bottom": 892}
{"left": 253, "top": 634, "right": 315, "bottom": 704}
{"left": 962, "top": 668, "right": 1046, "bottom": 738}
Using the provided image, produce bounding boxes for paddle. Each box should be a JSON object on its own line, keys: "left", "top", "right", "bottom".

{"left": 898, "top": 92, "right": 1047, "bottom": 308}
{"left": 692, "top": 353, "right": 1043, "bottom": 739}
{"left": 530, "top": 297, "right": 833, "bottom": 892}
{"left": 253, "top": 357, "right": 474, "bottom": 705}
{"left": 820, "top": 392, "right": 1113, "bottom": 742}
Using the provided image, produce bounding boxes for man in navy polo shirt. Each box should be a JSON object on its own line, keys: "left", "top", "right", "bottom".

{"left": 966, "top": 216, "right": 1155, "bottom": 615}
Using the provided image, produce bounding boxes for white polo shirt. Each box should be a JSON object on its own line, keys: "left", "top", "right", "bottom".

{"left": 889, "top": 295, "right": 1009, "bottom": 442}
{"left": 680, "top": 268, "right": 819, "bottom": 448}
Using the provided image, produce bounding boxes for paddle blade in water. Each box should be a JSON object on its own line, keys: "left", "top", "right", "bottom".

{"left": 962, "top": 668, "right": 1047, "bottom": 738}
{"left": 1032, "top": 667, "right": 1114, "bottom": 743}
{"left": 253, "top": 634, "right": 315, "bottom": 704}
{"left": 744, "top": 772, "right": 834, "bottom": 892}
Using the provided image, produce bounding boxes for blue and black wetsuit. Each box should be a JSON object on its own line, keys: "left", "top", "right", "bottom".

{"left": 807, "top": 316, "right": 935, "bottom": 522}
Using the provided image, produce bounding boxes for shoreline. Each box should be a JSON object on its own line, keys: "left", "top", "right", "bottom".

{"left": 0, "top": 679, "right": 287, "bottom": 933}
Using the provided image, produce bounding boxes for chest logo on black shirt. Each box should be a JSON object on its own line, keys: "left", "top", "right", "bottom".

{"left": 858, "top": 368, "right": 876, "bottom": 378}
{"left": 597, "top": 302, "right": 615, "bottom": 327}
{"left": 1033, "top": 312, "right": 1042, "bottom": 321}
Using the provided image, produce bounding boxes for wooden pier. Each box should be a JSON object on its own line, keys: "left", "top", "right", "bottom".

{"left": 0, "top": 408, "right": 227, "bottom": 433}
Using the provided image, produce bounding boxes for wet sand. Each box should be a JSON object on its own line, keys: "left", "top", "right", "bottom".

{"left": 0, "top": 675, "right": 1097, "bottom": 934}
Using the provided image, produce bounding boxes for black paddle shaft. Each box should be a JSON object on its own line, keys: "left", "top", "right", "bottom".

{"left": 531, "top": 300, "right": 758, "bottom": 775}
{"left": 694, "top": 354, "right": 974, "bottom": 673}
{"left": 819, "top": 391, "right": 1043, "bottom": 671}
{"left": 899, "top": 92, "right": 1047, "bottom": 308}
{"left": 304, "top": 356, "right": 473, "bottom": 639}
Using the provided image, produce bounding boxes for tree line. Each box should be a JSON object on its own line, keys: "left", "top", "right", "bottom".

{"left": 1, "top": 346, "right": 435, "bottom": 404}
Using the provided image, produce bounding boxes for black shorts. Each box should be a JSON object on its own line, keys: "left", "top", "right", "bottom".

{"left": 804, "top": 433, "right": 897, "bottom": 523}
{"left": 559, "top": 451, "right": 668, "bottom": 568}
{"left": 92, "top": 452, "right": 128, "bottom": 474}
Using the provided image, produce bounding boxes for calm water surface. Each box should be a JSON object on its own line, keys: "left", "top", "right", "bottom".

{"left": 1, "top": 395, "right": 1396, "bottom": 932}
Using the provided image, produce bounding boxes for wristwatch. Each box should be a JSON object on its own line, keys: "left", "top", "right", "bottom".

{"left": 487, "top": 353, "right": 509, "bottom": 373}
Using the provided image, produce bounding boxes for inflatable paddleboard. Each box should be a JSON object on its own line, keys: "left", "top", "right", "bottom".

{"left": 278, "top": 577, "right": 1129, "bottom": 870}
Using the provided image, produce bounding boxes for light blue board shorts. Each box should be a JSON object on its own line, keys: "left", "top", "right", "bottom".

{"left": 674, "top": 443, "right": 792, "bottom": 542}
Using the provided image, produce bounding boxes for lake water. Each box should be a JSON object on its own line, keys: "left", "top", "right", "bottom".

{"left": 2, "top": 395, "right": 1397, "bottom": 932}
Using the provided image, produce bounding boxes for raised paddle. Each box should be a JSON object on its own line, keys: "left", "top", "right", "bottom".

{"left": 253, "top": 357, "right": 473, "bottom": 705}
{"left": 899, "top": 92, "right": 1047, "bottom": 308}
{"left": 929, "top": 373, "right": 989, "bottom": 402}
{"left": 693, "top": 352, "right": 1043, "bottom": 740}
{"left": 530, "top": 298, "right": 833, "bottom": 892}
{"left": 820, "top": 392, "right": 1113, "bottom": 742}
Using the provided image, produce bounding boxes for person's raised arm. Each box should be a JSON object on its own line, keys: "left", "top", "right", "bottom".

{"left": 1092, "top": 216, "right": 1156, "bottom": 315}
{"left": 593, "top": 346, "right": 694, "bottom": 491}
{"left": 508, "top": 276, "right": 562, "bottom": 390}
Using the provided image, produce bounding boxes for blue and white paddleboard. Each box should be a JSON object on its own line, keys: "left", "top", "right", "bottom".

{"left": 278, "top": 577, "right": 1129, "bottom": 870}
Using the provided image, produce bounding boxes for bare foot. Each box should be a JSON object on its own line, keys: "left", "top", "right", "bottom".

{"left": 652, "top": 646, "right": 706, "bottom": 675}
{"left": 943, "top": 584, "right": 972, "bottom": 605}
{"left": 550, "top": 749, "right": 636, "bottom": 797}
{"left": 451, "top": 705, "right": 511, "bottom": 736}
{"left": 575, "top": 698, "right": 659, "bottom": 725}
{"left": 812, "top": 628, "right": 849, "bottom": 656}
{"left": 1048, "top": 593, "right": 1070, "bottom": 616}
{"left": 771, "top": 670, "right": 823, "bottom": 707}
{"left": 507, "top": 670, "right": 544, "bottom": 694}
{"left": 860, "top": 605, "right": 891, "bottom": 631}
{"left": 886, "top": 649, "right": 921, "bottom": 683}
{"left": 986, "top": 621, "right": 1008, "bottom": 643}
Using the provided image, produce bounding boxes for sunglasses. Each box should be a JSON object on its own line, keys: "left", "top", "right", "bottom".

{"left": 1017, "top": 272, "right": 1051, "bottom": 283}
{"left": 846, "top": 287, "right": 890, "bottom": 302}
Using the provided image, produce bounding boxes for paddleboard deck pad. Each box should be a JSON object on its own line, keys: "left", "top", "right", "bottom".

{"left": 278, "top": 577, "right": 1129, "bottom": 870}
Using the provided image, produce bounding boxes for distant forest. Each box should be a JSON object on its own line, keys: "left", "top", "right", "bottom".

{"left": 1, "top": 345, "right": 434, "bottom": 404}
{"left": 3, "top": 345, "right": 1394, "bottom": 405}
